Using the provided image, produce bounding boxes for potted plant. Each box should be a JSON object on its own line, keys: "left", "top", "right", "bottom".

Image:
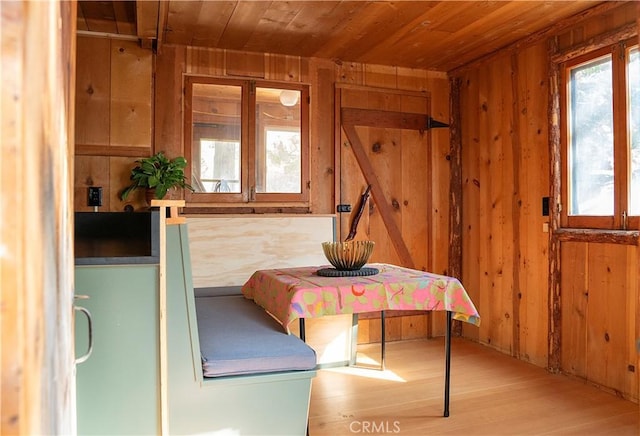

{"left": 120, "top": 152, "right": 194, "bottom": 202}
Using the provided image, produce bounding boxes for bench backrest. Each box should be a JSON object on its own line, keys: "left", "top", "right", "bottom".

{"left": 186, "top": 214, "right": 336, "bottom": 288}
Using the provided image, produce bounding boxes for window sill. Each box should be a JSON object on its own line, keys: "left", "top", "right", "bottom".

{"left": 184, "top": 205, "right": 311, "bottom": 215}
{"left": 554, "top": 228, "right": 639, "bottom": 245}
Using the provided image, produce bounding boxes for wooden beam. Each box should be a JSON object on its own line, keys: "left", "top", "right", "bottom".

{"left": 2, "top": 0, "right": 77, "bottom": 433}
{"left": 551, "top": 22, "right": 638, "bottom": 64}
{"left": 341, "top": 123, "right": 415, "bottom": 269}
{"left": 341, "top": 108, "right": 428, "bottom": 132}
{"left": 448, "top": 77, "right": 463, "bottom": 337}
{"left": 112, "top": 0, "right": 136, "bottom": 35}
{"left": 334, "top": 87, "right": 343, "bottom": 239}
{"left": 78, "top": 0, "right": 118, "bottom": 33}
{"left": 447, "top": 78, "right": 462, "bottom": 280}
{"left": 155, "top": 0, "right": 169, "bottom": 54}
{"left": 555, "top": 228, "right": 640, "bottom": 245}
{"left": 548, "top": 37, "right": 562, "bottom": 373}
{"left": 136, "top": 0, "right": 160, "bottom": 49}
{"left": 75, "top": 144, "right": 152, "bottom": 157}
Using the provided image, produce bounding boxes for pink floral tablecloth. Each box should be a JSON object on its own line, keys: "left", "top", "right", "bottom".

{"left": 241, "top": 263, "right": 480, "bottom": 332}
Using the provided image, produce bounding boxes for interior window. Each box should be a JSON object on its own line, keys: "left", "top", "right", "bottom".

{"left": 184, "top": 77, "right": 309, "bottom": 206}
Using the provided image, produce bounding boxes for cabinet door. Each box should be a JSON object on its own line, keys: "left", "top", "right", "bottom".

{"left": 75, "top": 265, "right": 159, "bottom": 435}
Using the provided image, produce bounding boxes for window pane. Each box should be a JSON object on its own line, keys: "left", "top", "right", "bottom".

{"left": 568, "top": 55, "right": 614, "bottom": 216}
{"left": 255, "top": 87, "right": 301, "bottom": 194}
{"left": 629, "top": 47, "right": 639, "bottom": 215}
{"left": 199, "top": 140, "right": 240, "bottom": 192}
{"left": 191, "top": 83, "right": 242, "bottom": 193}
{"left": 264, "top": 129, "right": 301, "bottom": 192}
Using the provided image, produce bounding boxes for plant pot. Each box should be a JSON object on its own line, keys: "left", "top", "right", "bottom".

{"left": 145, "top": 188, "right": 165, "bottom": 206}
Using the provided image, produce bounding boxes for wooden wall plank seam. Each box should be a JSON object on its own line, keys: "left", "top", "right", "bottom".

{"left": 510, "top": 52, "right": 522, "bottom": 358}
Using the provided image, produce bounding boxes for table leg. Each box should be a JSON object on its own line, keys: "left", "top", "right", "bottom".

{"left": 350, "top": 314, "right": 359, "bottom": 366}
{"left": 299, "top": 318, "right": 306, "bottom": 342}
{"left": 444, "top": 310, "right": 452, "bottom": 417}
{"left": 380, "top": 311, "right": 386, "bottom": 370}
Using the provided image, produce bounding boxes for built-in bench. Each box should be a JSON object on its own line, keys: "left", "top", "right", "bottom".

{"left": 186, "top": 214, "right": 357, "bottom": 368}
{"left": 166, "top": 224, "right": 317, "bottom": 435}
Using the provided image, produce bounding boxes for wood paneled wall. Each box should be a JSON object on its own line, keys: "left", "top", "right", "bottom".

{"left": 74, "top": 39, "right": 450, "bottom": 219}
{"left": 75, "top": 37, "right": 152, "bottom": 151}
{"left": 561, "top": 242, "right": 638, "bottom": 400}
{"left": 74, "top": 39, "right": 451, "bottom": 341}
{"left": 74, "top": 36, "right": 152, "bottom": 212}
{"left": 453, "top": 1, "right": 639, "bottom": 401}
{"left": 154, "top": 45, "right": 450, "bottom": 217}
{"left": 456, "top": 42, "right": 550, "bottom": 366}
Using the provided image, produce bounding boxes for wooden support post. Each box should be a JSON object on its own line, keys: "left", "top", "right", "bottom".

{"left": 150, "top": 199, "right": 186, "bottom": 436}
{"left": 547, "top": 38, "right": 562, "bottom": 373}
{"left": 448, "top": 77, "right": 463, "bottom": 337}
{"left": 1, "top": 1, "right": 77, "bottom": 433}
{"left": 334, "top": 86, "right": 343, "bottom": 240}
{"left": 135, "top": 0, "right": 160, "bottom": 49}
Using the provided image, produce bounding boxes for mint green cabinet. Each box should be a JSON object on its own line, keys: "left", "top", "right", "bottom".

{"left": 75, "top": 265, "right": 159, "bottom": 435}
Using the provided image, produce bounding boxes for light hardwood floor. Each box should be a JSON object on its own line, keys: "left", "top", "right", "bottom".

{"left": 308, "top": 338, "right": 639, "bottom": 435}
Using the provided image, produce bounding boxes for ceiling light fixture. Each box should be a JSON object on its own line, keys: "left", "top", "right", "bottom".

{"left": 279, "top": 90, "right": 299, "bottom": 107}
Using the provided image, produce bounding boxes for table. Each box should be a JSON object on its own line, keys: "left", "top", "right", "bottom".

{"left": 241, "top": 263, "right": 480, "bottom": 416}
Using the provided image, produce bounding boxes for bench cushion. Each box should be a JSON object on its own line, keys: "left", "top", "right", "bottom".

{"left": 195, "top": 295, "right": 317, "bottom": 377}
{"left": 195, "top": 286, "right": 243, "bottom": 297}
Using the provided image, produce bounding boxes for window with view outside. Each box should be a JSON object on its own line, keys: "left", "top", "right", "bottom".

{"left": 629, "top": 47, "right": 639, "bottom": 216}
{"left": 562, "top": 41, "right": 639, "bottom": 230}
{"left": 262, "top": 129, "right": 301, "bottom": 193}
{"left": 185, "top": 77, "right": 309, "bottom": 205}
{"left": 568, "top": 55, "right": 614, "bottom": 216}
{"left": 199, "top": 140, "right": 240, "bottom": 193}
{"left": 255, "top": 87, "right": 302, "bottom": 194}
{"left": 190, "top": 82, "right": 242, "bottom": 194}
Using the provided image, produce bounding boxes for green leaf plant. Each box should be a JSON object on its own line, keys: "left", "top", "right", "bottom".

{"left": 120, "top": 152, "right": 195, "bottom": 201}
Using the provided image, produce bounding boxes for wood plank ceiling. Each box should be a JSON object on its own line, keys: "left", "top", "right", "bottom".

{"left": 77, "top": 0, "right": 614, "bottom": 72}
